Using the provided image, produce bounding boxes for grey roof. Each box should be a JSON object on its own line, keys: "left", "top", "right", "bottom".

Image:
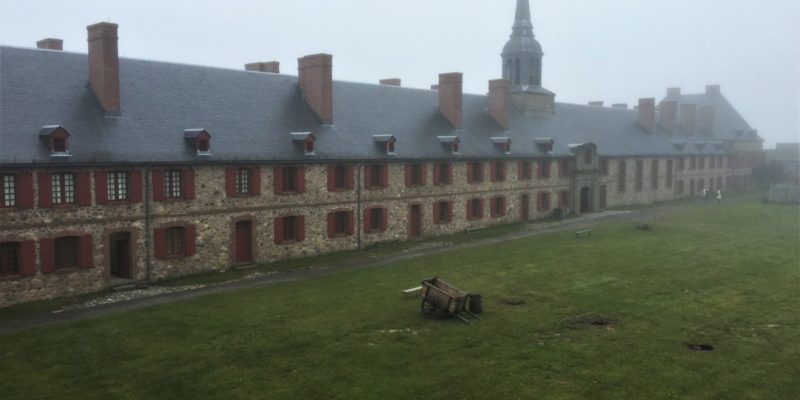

{"left": 0, "top": 46, "right": 755, "bottom": 166}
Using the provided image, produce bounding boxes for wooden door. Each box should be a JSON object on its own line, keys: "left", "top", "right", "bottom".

{"left": 520, "top": 194, "right": 530, "bottom": 221}
{"left": 599, "top": 185, "right": 607, "bottom": 210}
{"left": 409, "top": 205, "right": 422, "bottom": 238}
{"left": 110, "top": 233, "right": 132, "bottom": 279}
{"left": 235, "top": 220, "right": 254, "bottom": 264}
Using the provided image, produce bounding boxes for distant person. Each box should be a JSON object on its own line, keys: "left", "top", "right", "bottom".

{"left": 717, "top": 190, "right": 722, "bottom": 203}
{"left": 703, "top": 188, "right": 709, "bottom": 202}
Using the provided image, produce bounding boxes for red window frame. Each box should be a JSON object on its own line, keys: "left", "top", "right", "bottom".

{"left": 433, "top": 163, "right": 453, "bottom": 186}
{"left": 518, "top": 161, "right": 532, "bottom": 181}
{"left": 491, "top": 162, "right": 506, "bottom": 182}
{"left": 537, "top": 192, "right": 551, "bottom": 212}
{"left": 433, "top": 201, "right": 453, "bottom": 224}
{"left": 537, "top": 160, "right": 551, "bottom": 179}
{"left": 467, "top": 162, "right": 484, "bottom": 184}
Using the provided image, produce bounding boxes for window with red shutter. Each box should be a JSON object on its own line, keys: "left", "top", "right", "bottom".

{"left": 434, "top": 201, "right": 452, "bottom": 224}
{"left": 365, "top": 207, "right": 387, "bottom": 233}
{"left": 405, "top": 164, "right": 426, "bottom": 187}
{"left": 491, "top": 196, "right": 506, "bottom": 217}
{"left": 366, "top": 164, "right": 386, "bottom": 189}
{"left": 165, "top": 227, "right": 186, "bottom": 257}
{"left": 80, "top": 235, "right": 94, "bottom": 269}
{"left": 163, "top": 170, "right": 183, "bottom": 199}
{"left": 329, "top": 210, "right": 352, "bottom": 238}
{"left": 468, "top": 162, "right": 483, "bottom": 184}
{"left": 537, "top": 161, "right": 551, "bottom": 179}
{"left": 328, "top": 165, "right": 351, "bottom": 192}
{"left": 467, "top": 198, "right": 483, "bottom": 220}
{"left": 54, "top": 236, "right": 79, "bottom": 270}
{"left": 433, "top": 163, "right": 452, "bottom": 186}
{"left": 518, "top": 161, "right": 532, "bottom": 181}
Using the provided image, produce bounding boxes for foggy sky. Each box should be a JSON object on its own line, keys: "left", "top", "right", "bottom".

{"left": 1, "top": 0, "right": 797, "bottom": 147}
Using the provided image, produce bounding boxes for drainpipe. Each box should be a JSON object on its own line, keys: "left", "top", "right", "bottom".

{"left": 356, "top": 162, "right": 363, "bottom": 250}
{"left": 144, "top": 167, "right": 152, "bottom": 283}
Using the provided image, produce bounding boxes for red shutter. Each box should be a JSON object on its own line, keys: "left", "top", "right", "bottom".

{"left": 185, "top": 225, "right": 197, "bottom": 256}
{"left": 225, "top": 167, "right": 237, "bottom": 197}
{"left": 130, "top": 170, "right": 143, "bottom": 203}
{"left": 297, "top": 167, "right": 306, "bottom": 193}
{"left": 490, "top": 163, "right": 497, "bottom": 182}
{"left": 466, "top": 200, "right": 473, "bottom": 220}
{"left": 433, "top": 164, "right": 441, "bottom": 185}
{"left": 478, "top": 199, "right": 484, "bottom": 218}
{"left": 252, "top": 167, "right": 262, "bottom": 195}
{"left": 273, "top": 217, "right": 284, "bottom": 244}
{"left": 76, "top": 171, "right": 92, "bottom": 206}
{"left": 404, "top": 164, "right": 412, "bottom": 187}
{"left": 327, "top": 166, "right": 335, "bottom": 192}
{"left": 297, "top": 216, "right": 306, "bottom": 242}
{"left": 327, "top": 212, "right": 336, "bottom": 238}
{"left": 382, "top": 164, "right": 389, "bottom": 188}
{"left": 79, "top": 234, "right": 94, "bottom": 269}
{"left": 346, "top": 166, "right": 355, "bottom": 190}
{"left": 37, "top": 172, "right": 52, "bottom": 208}
{"left": 16, "top": 172, "right": 34, "bottom": 209}
{"left": 347, "top": 211, "right": 355, "bottom": 235}
{"left": 40, "top": 238, "right": 55, "bottom": 274}
{"left": 20, "top": 240, "right": 37, "bottom": 276}
{"left": 364, "top": 165, "right": 373, "bottom": 189}
{"left": 183, "top": 169, "right": 195, "bottom": 200}
{"left": 154, "top": 228, "right": 167, "bottom": 259}
{"left": 466, "top": 163, "right": 473, "bottom": 184}
{"left": 273, "top": 167, "right": 284, "bottom": 194}
{"left": 152, "top": 170, "right": 165, "bottom": 202}
{"left": 421, "top": 164, "right": 428, "bottom": 186}
{"left": 433, "top": 203, "right": 440, "bottom": 224}
{"left": 364, "top": 208, "right": 372, "bottom": 232}
{"left": 490, "top": 198, "right": 496, "bottom": 217}
{"left": 381, "top": 208, "right": 388, "bottom": 231}
{"left": 95, "top": 171, "right": 109, "bottom": 205}
{"left": 447, "top": 164, "right": 453, "bottom": 184}
{"left": 448, "top": 202, "right": 454, "bottom": 221}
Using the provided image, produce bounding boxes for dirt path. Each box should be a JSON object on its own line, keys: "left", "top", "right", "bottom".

{"left": 0, "top": 206, "right": 670, "bottom": 334}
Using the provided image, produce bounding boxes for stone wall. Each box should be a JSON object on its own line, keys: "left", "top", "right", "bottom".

{"left": 0, "top": 155, "right": 749, "bottom": 308}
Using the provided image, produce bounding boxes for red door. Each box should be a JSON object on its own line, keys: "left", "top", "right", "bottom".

{"left": 235, "top": 221, "right": 253, "bottom": 264}
{"left": 520, "top": 194, "right": 530, "bottom": 221}
{"left": 409, "top": 205, "right": 422, "bottom": 238}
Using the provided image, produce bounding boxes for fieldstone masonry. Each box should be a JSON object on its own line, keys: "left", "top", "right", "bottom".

{"left": 0, "top": 155, "right": 748, "bottom": 308}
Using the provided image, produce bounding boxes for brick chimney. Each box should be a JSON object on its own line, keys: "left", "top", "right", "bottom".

{"left": 706, "top": 85, "right": 721, "bottom": 95}
{"left": 588, "top": 101, "right": 604, "bottom": 107}
{"left": 438, "top": 73, "right": 463, "bottom": 129}
{"left": 659, "top": 101, "right": 678, "bottom": 131}
{"left": 87, "top": 22, "right": 120, "bottom": 114}
{"left": 638, "top": 98, "right": 655, "bottom": 131}
{"left": 680, "top": 104, "right": 697, "bottom": 131}
{"left": 667, "top": 87, "right": 681, "bottom": 98}
{"left": 298, "top": 54, "right": 333, "bottom": 124}
{"left": 699, "top": 106, "right": 715, "bottom": 134}
{"left": 245, "top": 61, "right": 280, "bottom": 73}
{"left": 379, "top": 78, "right": 401, "bottom": 86}
{"left": 36, "top": 38, "right": 63, "bottom": 50}
{"left": 488, "top": 79, "right": 511, "bottom": 131}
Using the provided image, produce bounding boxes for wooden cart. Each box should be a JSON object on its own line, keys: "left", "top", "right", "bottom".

{"left": 420, "top": 277, "right": 480, "bottom": 324}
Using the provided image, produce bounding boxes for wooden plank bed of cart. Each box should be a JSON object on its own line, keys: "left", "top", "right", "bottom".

{"left": 420, "top": 277, "right": 481, "bottom": 324}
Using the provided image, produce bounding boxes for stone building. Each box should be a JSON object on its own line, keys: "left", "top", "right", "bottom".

{"left": 0, "top": 0, "right": 761, "bottom": 307}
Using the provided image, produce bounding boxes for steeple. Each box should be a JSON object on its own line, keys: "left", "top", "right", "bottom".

{"left": 503, "top": 0, "right": 543, "bottom": 88}
{"left": 514, "top": 0, "right": 533, "bottom": 33}
{"left": 502, "top": 0, "right": 555, "bottom": 117}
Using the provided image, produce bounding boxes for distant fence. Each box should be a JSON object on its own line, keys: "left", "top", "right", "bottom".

{"left": 766, "top": 183, "right": 800, "bottom": 204}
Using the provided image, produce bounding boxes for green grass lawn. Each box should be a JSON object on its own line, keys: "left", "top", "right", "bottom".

{"left": 1, "top": 197, "right": 798, "bottom": 399}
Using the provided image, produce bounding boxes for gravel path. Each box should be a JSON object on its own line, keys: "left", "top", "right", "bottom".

{"left": 0, "top": 208, "right": 659, "bottom": 334}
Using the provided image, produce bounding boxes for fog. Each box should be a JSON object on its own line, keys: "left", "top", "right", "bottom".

{"left": 1, "top": 0, "right": 797, "bottom": 147}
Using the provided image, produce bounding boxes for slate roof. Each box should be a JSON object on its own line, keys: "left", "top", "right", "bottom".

{"left": 0, "top": 46, "right": 756, "bottom": 166}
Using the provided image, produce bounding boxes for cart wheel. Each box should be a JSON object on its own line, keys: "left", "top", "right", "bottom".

{"left": 421, "top": 300, "right": 436, "bottom": 319}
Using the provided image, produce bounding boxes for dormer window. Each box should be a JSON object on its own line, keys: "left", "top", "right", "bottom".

{"left": 437, "top": 136, "right": 460, "bottom": 155}
{"left": 184, "top": 129, "right": 212, "bottom": 156}
{"left": 491, "top": 137, "right": 512, "bottom": 154}
{"left": 39, "top": 125, "right": 72, "bottom": 157}
{"left": 535, "top": 138, "right": 554, "bottom": 153}
{"left": 373, "top": 135, "right": 397, "bottom": 156}
{"left": 291, "top": 132, "right": 316, "bottom": 156}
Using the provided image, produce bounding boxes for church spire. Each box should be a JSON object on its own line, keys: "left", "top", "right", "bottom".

{"left": 515, "top": 0, "right": 532, "bottom": 30}
{"left": 502, "top": 0, "right": 555, "bottom": 116}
